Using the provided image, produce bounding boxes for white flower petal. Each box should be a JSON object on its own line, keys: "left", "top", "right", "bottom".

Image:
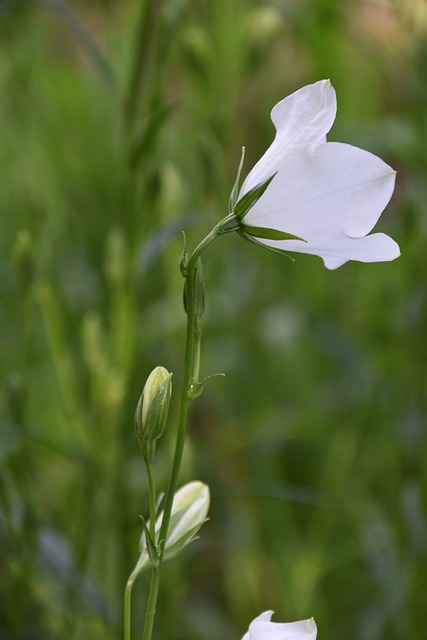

{"left": 241, "top": 611, "right": 273, "bottom": 640}
{"left": 319, "top": 233, "right": 401, "bottom": 269}
{"left": 242, "top": 612, "right": 317, "bottom": 640}
{"left": 241, "top": 80, "right": 336, "bottom": 194}
{"left": 258, "top": 232, "right": 400, "bottom": 269}
{"left": 243, "top": 140, "right": 399, "bottom": 267}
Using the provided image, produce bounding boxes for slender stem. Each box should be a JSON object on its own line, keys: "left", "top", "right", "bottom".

{"left": 142, "top": 568, "right": 161, "bottom": 640}
{"left": 158, "top": 281, "right": 196, "bottom": 551}
{"left": 124, "top": 576, "right": 135, "bottom": 640}
{"left": 136, "top": 214, "right": 238, "bottom": 640}
{"left": 186, "top": 213, "right": 239, "bottom": 274}
{"left": 146, "top": 460, "right": 157, "bottom": 540}
{"left": 137, "top": 247, "right": 199, "bottom": 640}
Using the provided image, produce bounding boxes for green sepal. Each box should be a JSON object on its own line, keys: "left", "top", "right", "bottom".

{"left": 242, "top": 225, "right": 307, "bottom": 243}
{"left": 233, "top": 173, "right": 276, "bottom": 220}
{"left": 180, "top": 231, "right": 188, "bottom": 277}
{"left": 228, "top": 146, "right": 246, "bottom": 213}
{"left": 140, "top": 517, "right": 160, "bottom": 568}
{"left": 238, "top": 230, "right": 295, "bottom": 263}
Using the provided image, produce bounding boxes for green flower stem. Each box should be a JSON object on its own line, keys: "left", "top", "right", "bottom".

{"left": 186, "top": 213, "right": 240, "bottom": 275}
{"left": 157, "top": 264, "right": 198, "bottom": 553}
{"left": 146, "top": 459, "right": 157, "bottom": 541}
{"left": 124, "top": 575, "right": 135, "bottom": 640}
{"left": 142, "top": 568, "right": 161, "bottom": 640}
{"left": 137, "top": 213, "right": 239, "bottom": 640}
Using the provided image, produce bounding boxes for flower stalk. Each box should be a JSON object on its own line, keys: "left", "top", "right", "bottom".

{"left": 125, "top": 227, "right": 219, "bottom": 640}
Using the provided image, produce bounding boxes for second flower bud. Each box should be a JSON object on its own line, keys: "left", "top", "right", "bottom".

{"left": 135, "top": 366, "right": 172, "bottom": 459}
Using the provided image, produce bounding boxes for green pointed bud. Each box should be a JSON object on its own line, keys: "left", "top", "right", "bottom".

{"left": 11, "top": 230, "right": 35, "bottom": 291}
{"left": 135, "top": 366, "right": 172, "bottom": 453}
{"left": 136, "top": 481, "right": 210, "bottom": 572}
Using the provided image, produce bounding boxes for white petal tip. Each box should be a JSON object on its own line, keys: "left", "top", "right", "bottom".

{"left": 322, "top": 234, "right": 401, "bottom": 270}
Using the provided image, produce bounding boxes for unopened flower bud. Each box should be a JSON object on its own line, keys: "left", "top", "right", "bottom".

{"left": 136, "top": 481, "right": 210, "bottom": 572}
{"left": 162, "top": 480, "right": 210, "bottom": 556}
{"left": 135, "top": 367, "right": 172, "bottom": 454}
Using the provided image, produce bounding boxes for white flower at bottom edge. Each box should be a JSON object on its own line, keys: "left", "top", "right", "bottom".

{"left": 237, "top": 79, "right": 400, "bottom": 270}
{"left": 241, "top": 611, "right": 317, "bottom": 640}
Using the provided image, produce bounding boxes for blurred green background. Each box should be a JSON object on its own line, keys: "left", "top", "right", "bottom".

{"left": 0, "top": 0, "right": 426, "bottom": 638}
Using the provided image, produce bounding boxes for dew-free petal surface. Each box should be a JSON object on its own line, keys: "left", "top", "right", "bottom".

{"left": 241, "top": 80, "right": 336, "bottom": 194}
{"left": 243, "top": 140, "right": 398, "bottom": 267}
{"left": 242, "top": 611, "right": 317, "bottom": 640}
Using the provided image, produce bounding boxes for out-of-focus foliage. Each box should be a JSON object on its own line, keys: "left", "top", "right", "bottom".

{"left": 0, "top": 1, "right": 425, "bottom": 639}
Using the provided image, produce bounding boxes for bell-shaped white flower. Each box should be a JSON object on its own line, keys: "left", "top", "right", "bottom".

{"left": 241, "top": 611, "right": 317, "bottom": 640}
{"left": 237, "top": 79, "right": 400, "bottom": 269}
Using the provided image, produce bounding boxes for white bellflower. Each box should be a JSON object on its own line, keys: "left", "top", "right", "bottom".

{"left": 236, "top": 80, "right": 400, "bottom": 269}
{"left": 241, "top": 611, "right": 317, "bottom": 640}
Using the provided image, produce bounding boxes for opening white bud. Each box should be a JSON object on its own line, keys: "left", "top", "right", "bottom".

{"left": 136, "top": 481, "right": 210, "bottom": 572}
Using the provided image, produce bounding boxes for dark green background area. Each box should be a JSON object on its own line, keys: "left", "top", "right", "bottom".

{"left": 0, "top": 1, "right": 425, "bottom": 638}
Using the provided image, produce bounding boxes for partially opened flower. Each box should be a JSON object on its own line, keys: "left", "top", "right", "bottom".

{"left": 234, "top": 79, "right": 400, "bottom": 269}
{"left": 135, "top": 481, "right": 210, "bottom": 572}
{"left": 241, "top": 611, "right": 317, "bottom": 640}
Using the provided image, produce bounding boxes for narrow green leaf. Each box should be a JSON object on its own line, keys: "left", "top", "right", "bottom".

{"left": 234, "top": 173, "right": 277, "bottom": 220}
{"left": 242, "top": 225, "right": 307, "bottom": 243}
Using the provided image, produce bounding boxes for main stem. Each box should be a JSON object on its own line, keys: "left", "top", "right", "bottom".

{"left": 142, "top": 568, "right": 161, "bottom": 640}
{"left": 139, "top": 214, "right": 238, "bottom": 640}
{"left": 140, "top": 252, "right": 206, "bottom": 640}
{"left": 157, "top": 270, "right": 198, "bottom": 552}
